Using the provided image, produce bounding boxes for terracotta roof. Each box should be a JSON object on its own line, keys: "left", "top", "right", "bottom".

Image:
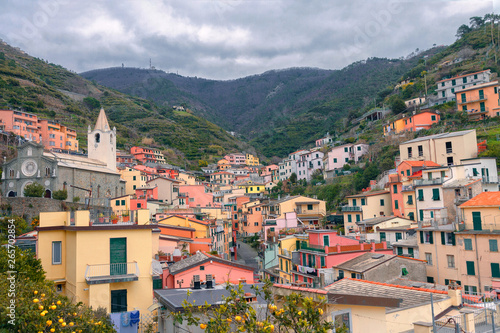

{"left": 460, "top": 191, "right": 500, "bottom": 207}
{"left": 168, "top": 252, "right": 255, "bottom": 276}
{"left": 436, "top": 69, "right": 490, "bottom": 83}
{"left": 159, "top": 215, "right": 209, "bottom": 226}
{"left": 400, "top": 160, "right": 440, "bottom": 167}
{"left": 408, "top": 170, "right": 422, "bottom": 178}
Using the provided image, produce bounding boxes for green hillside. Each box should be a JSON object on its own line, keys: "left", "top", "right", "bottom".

{"left": 0, "top": 41, "right": 252, "bottom": 168}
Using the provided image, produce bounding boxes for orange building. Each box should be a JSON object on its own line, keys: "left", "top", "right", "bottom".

{"left": 0, "top": 109, "right": 40, "bottom": 141}
{"left": 384, "top": 110, "right": 440, "bottom": 136}
{"left": 0, "top": 110, "right": 79, "bottom": 151}
{"left": 130, "top": 146, "right": 167, "bottom": 164}
{"left": 455, "top": 81, "right": 500, "bottom": 120}
{"left": 38, "top": 119, "right": 78, "bottom": 151}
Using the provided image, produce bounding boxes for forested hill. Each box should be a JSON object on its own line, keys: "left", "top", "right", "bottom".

{"left": 80, "top": 56, "right": 426, "bottom": 157}
{"left": 0, "top": 41, "right": 251, "bottom": 168}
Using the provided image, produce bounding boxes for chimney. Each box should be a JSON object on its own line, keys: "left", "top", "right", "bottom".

{"left": 370, "top": 240, "right": 376, "bottom": 252}
{"left": 206, "top": 274, "right": 214, "bottom": 289}
{"left": 193, "top": 275, "right": 201, "bottom": 289}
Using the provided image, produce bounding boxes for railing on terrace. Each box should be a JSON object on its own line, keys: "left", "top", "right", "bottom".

{"left": 341, "top": 206, "right": 362, "bottom": 212}
{"left": 295, "top": 208, "right": 327, "bottom": 216}
{"left": 327, "top": 242, "right": 386, "bottom": 253}
{"left": 454, "top": 196, "right": 471, "bottom": 205}
{"left": 298, "top": 243, "right": 325, "bottom": 253}
{"left": 85, "top": 262, "right": 139, "bottom": 284}
{"left": 482, "top": 176, "right": 497, "bottom": 184}
{"left": 402, "top": 185, "right": 413, "bottom": 191}
{"left": 413, "top": 178, "right": 444, "bottom": 186}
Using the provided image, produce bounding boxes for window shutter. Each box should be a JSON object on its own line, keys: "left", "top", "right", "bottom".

{"left": 420, "top": 231, "right": 424, "bottom": 243}
{"left": 429, "top": 232, "right": 433, "bottom": 244}
{"left": 451, "top": 233, "right": 456, "bottom": 246}
{"left": 445, "top": 279, "right": 449, "bottom": 285}
{"left": 441, "top": 232, "right": 445, "bottom": 245}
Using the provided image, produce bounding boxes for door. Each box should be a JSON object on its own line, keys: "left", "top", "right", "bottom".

{"left": 110, "top": 238, "right": 127, "bottom": 275}
{"left": 472, "top": 212, "right": 482, "bottom": 231}
{"left": 111, "top": 289, "right": 127, "bottom": 313}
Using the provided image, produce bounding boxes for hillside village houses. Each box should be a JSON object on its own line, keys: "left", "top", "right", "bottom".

{"left": 6, "top": 105, "right": 500, "bottom": 331}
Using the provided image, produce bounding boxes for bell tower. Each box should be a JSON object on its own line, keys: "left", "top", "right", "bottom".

{"left": 88, "top": 108, "right": 116, "bottom": 171}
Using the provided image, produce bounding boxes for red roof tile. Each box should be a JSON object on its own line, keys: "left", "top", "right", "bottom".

{"left": 460, "top": 191, "right": 500, "bottom": 207}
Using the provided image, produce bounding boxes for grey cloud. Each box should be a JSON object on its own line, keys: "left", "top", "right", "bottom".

{"left": 0, "top": 0, "right": 494, "bottom": 79}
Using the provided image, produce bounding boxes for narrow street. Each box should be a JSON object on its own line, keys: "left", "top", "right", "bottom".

{"left": 234, "top": 239, "right": 260, "bottom": 272}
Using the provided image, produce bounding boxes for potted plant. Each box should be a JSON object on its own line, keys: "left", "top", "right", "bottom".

{"left": 110, "top": 214, "right": 118, "bottom": 224}
{"left": 98, "top": 213, "right": 104, "bottom": 223}
{"left": 122, "top": 211, "right": 130, "bottom": 222}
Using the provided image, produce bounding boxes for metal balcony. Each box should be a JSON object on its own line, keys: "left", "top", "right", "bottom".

{"left": 341, "top": 205, "right": 362, "bottom": 212}
{"left": 414, "top": 178, "right": 444, "bottom": 186}
{"left": 85, "top": 262, "right": 139, "bottom": 284}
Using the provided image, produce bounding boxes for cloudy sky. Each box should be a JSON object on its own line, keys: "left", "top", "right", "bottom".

{"left": 0, "top": 0, "right": 495, "bottom": 80}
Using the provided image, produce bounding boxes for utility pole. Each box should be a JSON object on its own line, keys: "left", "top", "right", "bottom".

{"left": 431, "top": 293, "right": 437, "bottom": 333}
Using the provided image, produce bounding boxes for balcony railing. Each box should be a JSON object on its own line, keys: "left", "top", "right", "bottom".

{"left": 85, "top": 262, "right": 139, "bottom": 284}
{"left": 402, "top": 185, "right": 413, "bottom": 192}
{"left": 297, "top": 243, "right": 325, "bottom": 253}
{"left": 414, "top": 178, "right": 444, "bottom": 186}
{"left": 482, "top": 176, "right": 496, "bottom": 184}
{"left": 341, "top": 205, "right": 362, "bottom": 212}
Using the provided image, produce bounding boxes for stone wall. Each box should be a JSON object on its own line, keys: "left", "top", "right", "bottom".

{"left": 0, "top": 197, "right": 111, "bottom": 223}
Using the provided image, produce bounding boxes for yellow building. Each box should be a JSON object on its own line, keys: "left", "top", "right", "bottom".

{"left": 399, "top": 129, "right": 477, "bottom": 166}
{"left": 383, "top": 117, "right": 406, "bottom": 136}
{"left": 110, "top": 194, "right": 130, "bottom": 215}
{"left": 238, "top": 180, "right": 266, "bottom": 194}
{"left": 342, "top": 190, "right": 392, "bottom": 233}
{"left": 158, "top": 215, "right": 209, "bottom": 239}
{"left": 245, "top": 153, "right": 260, "bottom": 166}
{"left": 263, "top": 195, "right": 326, "bottom": 227}
{"left": 37, "top": 209, "right": 159, "bottom": 314}
{"left": 457, "top": 192, "right": 500, "bottom": 294}
{"left": 119, "top": 167, "right": 147, "bottom": 195}
{"left": 277, "top": 235, "right": 303, "bottom": 284}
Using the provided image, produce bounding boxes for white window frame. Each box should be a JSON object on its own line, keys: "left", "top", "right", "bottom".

{"left": 52, "top": 241, "right": 62, "bottom": 265}
{"left": 332, "top": 309, "right": 352, "bottom": 333}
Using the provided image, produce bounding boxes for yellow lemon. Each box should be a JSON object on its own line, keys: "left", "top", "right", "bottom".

{"left": 46, "top": 320, "right": 52, "bottom": 326}
{"left": 56, "top": 300, "right": 62, "bottom": 305}
{"left": 62, "top": 322, "right": 67, "bottom": 327}
{"left": 34, "top": 290, "right": 38, "bottom": 295}
{"left": 318, "top": 308, "right": 323, "bottom": 315}
{"left": 33, "top": 299, "right": 39, "bottom": 303}
{"left": 200, "top": 323, "right": 207, "bottom": 329}
{"left": 40, "top": 312, "right": 45, "bottom": 317}
{"left": 226, "top": 318, "right": 232, "bottom": 322}
{"left": 235, "top": 315, "right": 242, "bottom": 322}
{"left": 298, "top": 311, "right": 302, "bottom": 315}
{"left": 69, "top": 322, "right": 74, "bottom": 326}
{"left": 58, "top": 318, "right": 64, "bottom": 323}
{"left": 50, "top": 329, "right": 55, "bottom": 333}
{"left": 268, "top": 324, "right": 275, "bottom": 332}
{"left": 38, "top": 305, "right": 44, "bottom": 310}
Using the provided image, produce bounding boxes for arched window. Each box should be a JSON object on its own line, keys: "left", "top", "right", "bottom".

{"left": 9, "top": 169, "right": 14, "bottom": 178}
{"left": 95, "top": 133, "right": 100, "bottom": 143}
{"left": 45, "top": 167, "right": 51, "bottom": 177}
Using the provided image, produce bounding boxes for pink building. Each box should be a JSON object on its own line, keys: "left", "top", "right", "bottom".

{"left": 224, "top": 153, "right": 246, "bottom": 165}
{"left": 163, "top": 252, "right": 255, "bottom": 288}
{"left": 323, "top": 143, "right": 368, "bottom": 177}
{"left": 260, "top": 164, "right": 279, "bottom": 183}
{"left": 263, "top": 212, "right": 299, "bottom": 240}
{"left": 179, "top": 185, "right": 214, "bottom": 208}
{"left": 134, "top": 186, "right": 158, "bottom": 200}
{"left": 296, "top": 150, "right": 324, "bottom": 181}
{"left": 293, "top": 230, "right": 391, "bottom": 286}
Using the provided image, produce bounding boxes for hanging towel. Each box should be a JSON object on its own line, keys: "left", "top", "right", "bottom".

{"left": 120, "top": 312, "right": 130, "bottom": 327}
{"left": 130, "top": 310, "right": 140, "bottom": 325}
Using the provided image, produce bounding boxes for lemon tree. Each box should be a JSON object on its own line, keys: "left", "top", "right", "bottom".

{"left": 0, "top": 247, "right": 116, "bottom": 332}
{"left": 171, "top": 280, "right": 345, "bottom": 333}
